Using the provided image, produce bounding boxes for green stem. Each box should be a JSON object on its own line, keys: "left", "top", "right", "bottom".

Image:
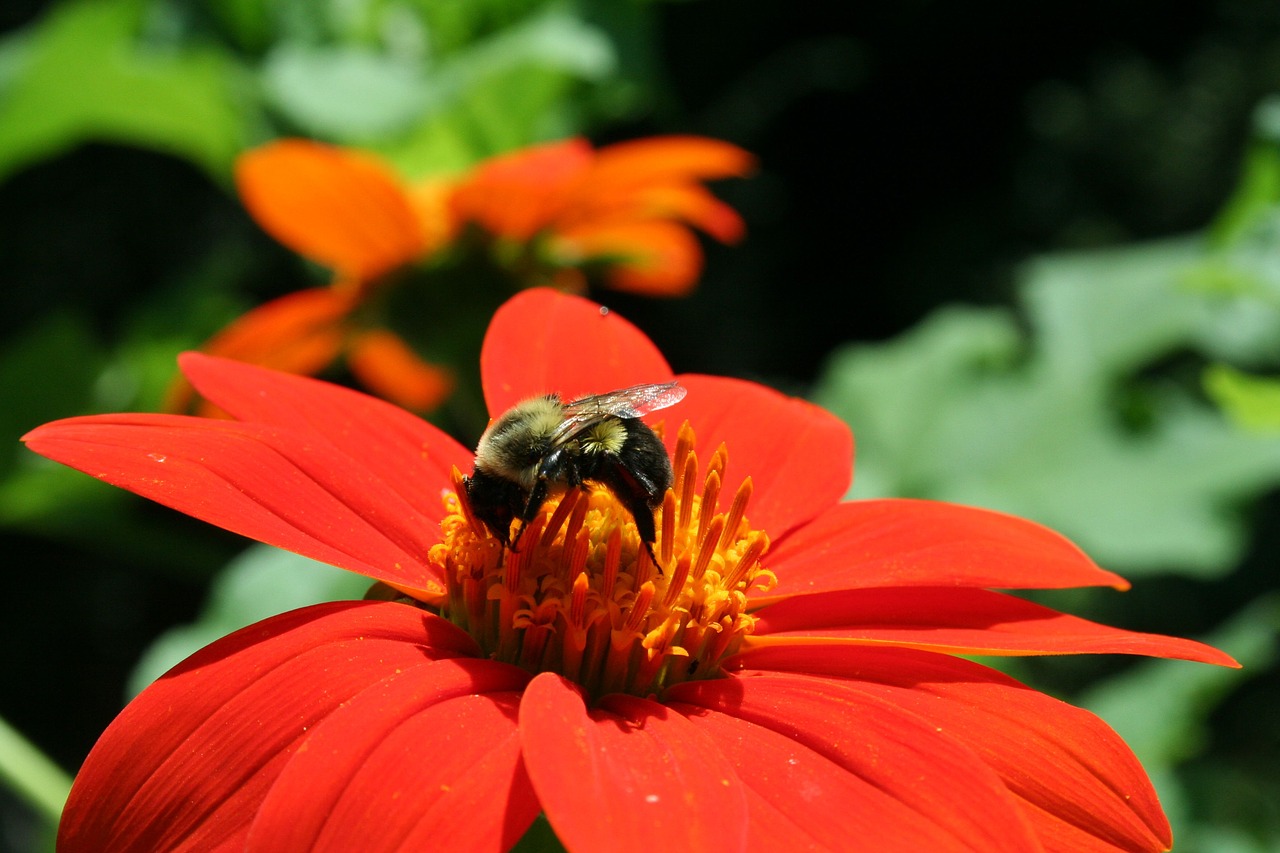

{"left": 0, "top": 715, "right": 73, "bottom": 826}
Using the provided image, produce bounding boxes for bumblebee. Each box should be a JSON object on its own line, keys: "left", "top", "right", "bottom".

{"left": 462, "top": 382, "right": 686, "bottom": 555}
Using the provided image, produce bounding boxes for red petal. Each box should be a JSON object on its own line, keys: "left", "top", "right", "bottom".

{"left": 518, "top": 673, "right": 749, "bottom": 853}
{"left": 764, "top": 499, "right": 1131, "bottom": 601}
{"left": 673, "top": 374, "right": 853, "bottom": 538}
{"left": 669, "top": 673, "right": 1041, "bottom": 852}
{"left": 729, "top": 645, "right": 1179, "bottom": 852}
{"left": 750, "top": 587, "right": 1239, "bottom": 665}
{"left": 248, "top": 659, "right": 536, "bottom": 852}
{"left": 236, "top": 140, "right": 429, "bottom": 280}
{"left": 181, "top": 352, "right": 471, "bottom": 527}
{"left": 57, "top": 602, "right": 478, "bottom": 853}
{"left": 480, "top": 288, "right": 674, "bottom": 416}
{"left": 23, "top": 413, "right": 446, "bottom": 593}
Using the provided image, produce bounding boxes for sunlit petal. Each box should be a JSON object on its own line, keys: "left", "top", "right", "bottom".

{"left": 57, "top": 603, "right": 478, "bottom": 853}
{"left": 673, "top": 374, "right": 852, "bottom": 537}
{"left": 762, "top": 499, "right": 1130, "bottom": 601}
{"left": 670, "top": 674, "right": 1042, "bottom": 852}
{"left": 23, "top": 414, "right": 446, "bottom": 593}
{"left": 247, "top": 659, "right": 536, "bottom": 852}
{"left": 519, "top": 674, "right": 749, "bottom": 853}
{"left": 179, "top": 352, "right": 471, "bottom": 530}
{"left": 480, "top": 288, "right": 674, "bottom": 415}
{"left": 748, "top": 587, "right": 1240, "bottom": 665}
{"left": 729, "top": 646, "right": 1180, "bottom": 852}
{"left": 633, "top": 183, "right": 747, "bottom": 242}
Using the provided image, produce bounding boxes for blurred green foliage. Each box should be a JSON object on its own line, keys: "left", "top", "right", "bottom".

{"left": 811, "top": 101, "right": 1280, "bottom": 849}
{"left": 3, "top": 1, "right": 1280, "bottom": 851}
{"left": 812, "top": 231, "right": 1280, "bottom": 577}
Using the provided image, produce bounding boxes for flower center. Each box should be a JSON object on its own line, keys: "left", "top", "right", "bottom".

{"left": 429, "top": 421, "right": 774, "bottom": 701}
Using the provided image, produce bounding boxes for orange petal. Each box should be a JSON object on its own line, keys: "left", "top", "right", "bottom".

{"left": 560, "top": 183, "right": 746, "bottom": 244}
{"left": 345, "top": 330, "right": 454, "bottom": 412}
{"left": 163, "top": 288, "right": 351, "bottom": 414}
{"left": 630, "top": 184, "right": 747, "bottom": 242}
{"left": 554, "top": 220, "right": 703, "bottom": 296}
{"left": 449, "top": 138, "right": 593, "bottom": 240}
{"left": 586, "top": 136, "right": 755, "bottom": 190}
{"left": 236, "top": 140, "right": 431, "bottom": 280}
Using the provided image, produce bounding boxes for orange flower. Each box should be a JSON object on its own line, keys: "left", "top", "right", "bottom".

{"left": 172, "top": 135, "right": 751, "bottom": 414}
{"left": 166, "top": 140, "right": 455, "bottom": 415}
{"left": 236, "top": 139, "right": 450, "bottom": 289}
{"left": 449, "top": 136, "right": 754, "bottom": 295}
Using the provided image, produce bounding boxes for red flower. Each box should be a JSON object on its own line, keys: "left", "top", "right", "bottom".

{"left": 26, "top": 290, "right": 1234, "bottom": 852}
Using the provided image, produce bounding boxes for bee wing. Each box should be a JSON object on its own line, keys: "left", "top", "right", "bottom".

{"left": 551, "top": 382, "right": 686, "bottom": 444}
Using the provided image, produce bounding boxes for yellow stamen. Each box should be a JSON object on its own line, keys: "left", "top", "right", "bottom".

{"left": 602, "top": 528, "right": 622, "bottom": 599}
{"left": 429, "top": 421, "right": 776, "bottom": 701}
{"left": 697, "top": 470, "right": 721, "bottom": 544}
{"left": 720, "top": 477, "right": 753, "bottom": 548}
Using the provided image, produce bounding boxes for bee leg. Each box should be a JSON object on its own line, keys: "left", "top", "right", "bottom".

{"left": 511, "top": 477, "right": 552, "bottom": 552}
{"left": 462, "top": 472, "right": 517, "bottom": 548}
{"left": 643, "top": 540, "right": 662, "bottom": 575}
{"left": 593, "top": 464, "right": 662, "bottom": 570}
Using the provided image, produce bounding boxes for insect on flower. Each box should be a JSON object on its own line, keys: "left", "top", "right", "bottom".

{"left": 23, "top": 289, "right": 1239, "bottom": 853}
{"left": 463, "top": 382, "right": 686, "bottom": 558}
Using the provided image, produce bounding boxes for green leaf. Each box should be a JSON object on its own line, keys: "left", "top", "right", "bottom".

{"left": 0, "top": 313, "right": 102, "bottom": 478}
{"left": 376, "top": 8, "right": 618, "bottom": 171}
{"left": 1081, "top": 597, "right": 1275, "bottom": 765}
{"left": 126, "top": 543, "right": 373, "bottom": 697}
{"left": 1020, "top": 237, "right": 1213, "bottom": 378}
{"left": 813, "top": 239, "right": 1280, "bottom": 577}
{"left": 0, "top": 0, "right": 247, "bottom": 182}
{"left": 261, "top": 46, "right": 431, "bottom": 140}
{"left": 260, "top": 6, "right": 615, "bottom": 164}
{"left": 201, "top": 0, "right": 273, "bottom": 54}
{"left": 0, "top": 714, "right": 72, "bottom": 832}
{"left": 1204, "top": 364, "right": 1280, "bottom": 433}
{"left": 1208, "top": 142, "right": 1280, "bottom": 249}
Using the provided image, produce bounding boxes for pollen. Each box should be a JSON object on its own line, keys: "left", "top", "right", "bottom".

{"left": 429, "top": 421, "right": 775, "bottom": 701}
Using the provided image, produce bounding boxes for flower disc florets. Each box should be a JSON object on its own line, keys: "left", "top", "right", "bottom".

{"left": 429, "top": 422, "right": 775, "bottom": 701}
